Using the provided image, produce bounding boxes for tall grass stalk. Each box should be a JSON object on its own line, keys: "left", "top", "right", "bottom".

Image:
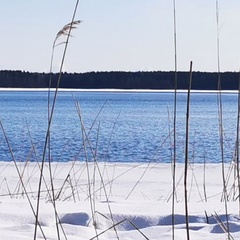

{"left": 237, "top": 72, "right": 240, "bottom": 215}
{"left": 77, "top": 104, "right": 98, "bottom": 237}
{"left": 215, "top": 1, "right": 230, "bottom": 238}
{"left": 107, "top": 112, "right": 121, "bottom": 199}
{"left": 33, "top": 1, "right": 80, "bottom": 239}
{"left": 188, "top": 164, "right": 204, "bottom": 202}
{"left": 184, "top": 61, "right": 192, "bottom": 240}
{"left": 212, "top": 212, "right": 234, "bottom": 240}
{"left": 172, "top": 0, "right": 178, "bottom": 238}
{"left": 59, "top": 97, "right": 108, "bottom": 190}
{"left": 89, "top": 218, "right": 149, "bottom": 240}
{"left": 126, "top": 132, "right": 173, "bottom": 200}
{"left": 93, "top": 122, "right": 101, "bottom": 220}
{"left": 48, "top": 22, "right": 58, "bottom": 240}
{"left": 75, "top": 101, "right": 120, "bottom": 239}
{"left": 26, "top": 122, "right": 64, "bottom": 235}
{"left": 203, "top": 149, "right": 207, "bottom": 202}
{"left": 85, "top": 163, "right": 146, "bottom": 201}
{"left": 26, "top": 123, "right": 56, "bottom": 201}
{"left": 0, "top": 120, "right": 47, "bottom": 240}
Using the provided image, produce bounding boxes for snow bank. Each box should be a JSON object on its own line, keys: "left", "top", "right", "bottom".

{"left": 0, "top": 161, "right": 239, "bottom": 239}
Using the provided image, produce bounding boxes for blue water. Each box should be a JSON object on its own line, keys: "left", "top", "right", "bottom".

{"left": 0, "top": 90, "right": 238, "bottom": 163}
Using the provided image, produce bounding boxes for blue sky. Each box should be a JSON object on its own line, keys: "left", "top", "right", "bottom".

{"left": 1, "top": 0, "right": 240, "bottom": 73}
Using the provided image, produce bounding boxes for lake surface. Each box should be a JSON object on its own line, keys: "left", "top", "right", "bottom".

{"left": 0, "top": 90, "right": 239, "bottom": 163}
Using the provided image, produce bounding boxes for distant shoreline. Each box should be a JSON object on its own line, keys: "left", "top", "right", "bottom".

{"left": 0, "top": 70, "right": 239, "bottom": 90}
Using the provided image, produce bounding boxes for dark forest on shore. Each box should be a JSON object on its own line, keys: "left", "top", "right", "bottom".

{"left": 0, "top": 70, "right": 239, "bottom": 90}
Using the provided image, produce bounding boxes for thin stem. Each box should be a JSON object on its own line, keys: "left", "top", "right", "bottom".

{"left": 0, "top": 120, "right": 47, "bottom": 240}
{"left": 237, "top": 72, "right": 240, "bottom": 216}
{"left": 48, "top": 37, "right": 61, "bottom": 240}
{"left": 33, "top": 1, "right": 80, "bottom": 239}
{"left": 172, "top": 0, "right": 178, "bottom": 239}
{"left": 216, "top": 1, "right": 230, "bottom": 238}
{"left": 203, "top": 149, "right": 207, "bottom": 202}
{"left": 78, "top": 105, "right": 99, "bottom": 238}
{"left": 184, "top": 61, "right": 192, "bottom": 240}
{"left": 75, "top": 101, "right": 120, "bottom": 239}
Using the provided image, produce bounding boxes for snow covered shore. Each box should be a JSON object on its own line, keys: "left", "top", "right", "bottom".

{"left": 0, "top": 161, "right": 239, "bottom": 240}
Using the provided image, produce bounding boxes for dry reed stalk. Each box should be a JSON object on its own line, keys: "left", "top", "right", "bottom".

{"left": 34, "top": 1, "right": 81, "bottom": 239}
{"left": 184, "top": 61, "right": 193, "bottom": 240}
{"left": 126, "top": 132, "right": 173, "bottom": 201}
{"left": 0, "top": 186, "right": 76, "bottom": 198}
{"left": 76, "top": 100, "right": 120, "bottom": 239}
{"left": 125, "top": 162, "right": 152, "bottom": 200}
{"left": 187, "top": 132, "right": 195, "bottom": 201}
{"left": 185, "top": 135, "right": 204, "bottom": 203}
{"left": 77, "top": 101, "right": 99, "bottom": 239}
{"left": 236, "top": 70, "right": 240, "bottom": 215}
{"left": 13, "top": 124, "right": 44, "bottom": 199}
{"left": 26, "top": 125, "right": 55, "bottom": 201}
{"left": 3, "top": 178, "right": 13, "bottom": 199}
{"left": 69, "top": 164, "right": 88, "bottom": 200}
{"left": 93, "top": 122, "right": 100, "bottom": 163}
{"left": 0, "top": 120, "right": 47, "bottom": 239}
{"left": 187, "top": 164, "right": 204, "bottom": 202}
{"left": 68, "top": 174, "right": 76, "bottom": 202}
{"left": 55, "top": 174, "right": 70, "bottom": 200}
{"left": 105, "top": 112, "right": 121, "bottom": 199}
{"left": 27, "top": 126, "right": 68, "bottom": 239}
{"left": 166, "top": 105, "right": 179, "bottom": 203}
{"left": 203, "top": 148, "right": 208, "bottom": 202}
{"left": 212, "top": 212, "right": 234, "bottom": 240}
{"left": 172, "top": 0, "right": 178, "bottom": 238}
{"left": 167, "top": 173, "right": 184, "bottom": 202}
{"left": 215, "top": 1, "right": 230, "bottom": 238}
{"left": 224, "top": 162, "right": 236, "bottom": 201}
{"left": 69, "top": 162, "right": 80, "bottom": 200}
{"left": 92, "top": 122, "right": 101, "bottom": 216}
{"left": 107, "top": 163, "right": 116, "bottom": 199}
{"left": 53, "top": 97, "right": 108, "bottom": 193}
{"left": 85, "top": 163, "right": 146, "bottom": 201}
{"left": 89, "top": 218, "right": 149, "bottom": 240}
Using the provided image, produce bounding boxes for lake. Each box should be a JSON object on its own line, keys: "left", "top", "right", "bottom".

{"left": 0, "top": 90, "right": 239, "bottom": 163}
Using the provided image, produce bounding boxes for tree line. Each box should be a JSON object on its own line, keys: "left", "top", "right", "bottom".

{"left": 0, "top": 70, "right": 239, "bottom": 90}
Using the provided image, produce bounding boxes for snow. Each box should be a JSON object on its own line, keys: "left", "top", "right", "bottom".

{"left": 0, "top": 161, "right": 239, "bottom": 239}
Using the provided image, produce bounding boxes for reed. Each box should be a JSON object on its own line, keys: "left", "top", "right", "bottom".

{"left": 0, "top": 120, "right": 47, "bottom": 240}
{"left": 215, "top": 1, "right": 230, "bottom": 238}
{"left": 203, "top": 148, "right": 208, "bottom": 202}
{"left": 75, "top": 100, "right": 120, "bottom": 239}
{"left": 184, "top": 61, "right": 193, "bottom": 240}
{"left": 1, "top": 2, "right": 240, "bottom": 240}
{"left": 172, "top": 0, "right": 178, "bottom": 238}
{"left": 34, "top": 1, "right": 81, "bottom": 239}
{"left": 237, "top": 72, "right": 240, "bottom": 216}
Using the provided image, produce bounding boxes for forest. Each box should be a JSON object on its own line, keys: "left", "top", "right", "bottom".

{"left": 0, "top": 70, "right": 239, "bottom": 90}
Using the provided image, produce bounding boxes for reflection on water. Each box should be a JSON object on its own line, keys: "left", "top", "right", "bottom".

{"left": 0, "top": 90, "right": 238, "bottom": 163}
